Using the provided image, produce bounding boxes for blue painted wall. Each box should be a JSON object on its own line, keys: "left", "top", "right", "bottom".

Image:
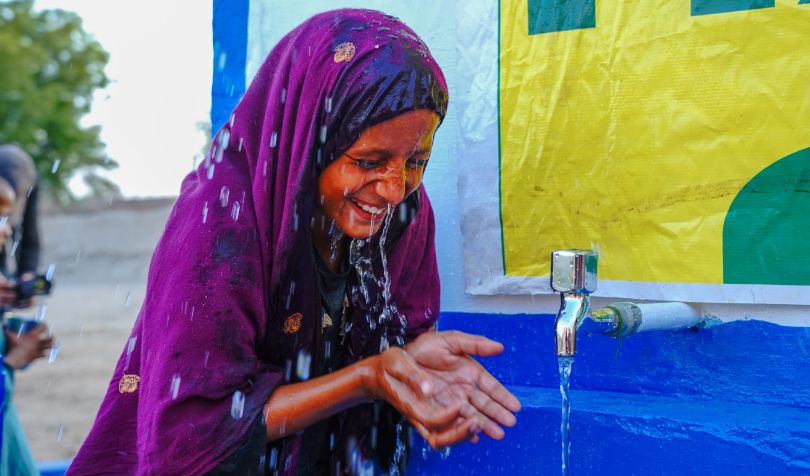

{"left": 409, "top": 313, "right": 810, "bottom": 475}
{"left": 212, "top": 2, "right": 810, "bottom": 474}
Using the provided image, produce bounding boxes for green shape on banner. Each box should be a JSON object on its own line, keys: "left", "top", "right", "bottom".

{"left": 724, "top": 148, "right": 810, "bottom": 285}
{"left": 691, "top": 0, "right": 774, "bottom": 16}
{"left": 528, "top": 0, "right": 595, "bottom": 35}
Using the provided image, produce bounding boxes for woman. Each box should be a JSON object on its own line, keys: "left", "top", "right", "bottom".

{"left": 69, "top": 9, "right": 519, "bottom": 475}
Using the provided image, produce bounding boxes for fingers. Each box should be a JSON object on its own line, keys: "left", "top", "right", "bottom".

{"left": 441, "top": 331, "right": 504, "bottom": 357}
{"left": 476, "top": 368, "right": 522, "bottom": 413}
{"left": 414, "top": 417, "right": 481, "bottom": 450}
{"left": 469, "top": 387, "right": 517, "bottom": 429}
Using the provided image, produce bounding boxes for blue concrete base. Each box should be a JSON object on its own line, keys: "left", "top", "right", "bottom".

{"left": 407, "top": 313, "right": 810, "bottom": 475}
{"left": 410, "top": 386, "right": 809, "bottom": 475}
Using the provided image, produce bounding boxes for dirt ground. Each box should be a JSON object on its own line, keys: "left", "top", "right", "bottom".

{"left": 11, "top": 199, "right": 174, "bottom": 462}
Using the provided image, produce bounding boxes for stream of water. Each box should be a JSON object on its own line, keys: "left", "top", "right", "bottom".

{"left": 558, "top": 356, "right": 574, "bottom": 476}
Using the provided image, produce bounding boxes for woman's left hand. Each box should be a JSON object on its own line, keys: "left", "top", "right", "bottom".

{"left": 404, "top": 331, "right": 521, "bottom": 447}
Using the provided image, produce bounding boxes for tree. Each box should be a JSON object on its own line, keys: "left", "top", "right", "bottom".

{"left": 0, "top": 0, "right": 117, "bottom": 202}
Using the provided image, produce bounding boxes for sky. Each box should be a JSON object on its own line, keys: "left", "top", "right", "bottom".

{"left": 35, "top": 0, "right": 213, "bottom": 198}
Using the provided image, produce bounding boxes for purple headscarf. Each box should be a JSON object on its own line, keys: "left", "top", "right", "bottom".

{"left": 69, "top": 9, "right": 447, "bottom": 475}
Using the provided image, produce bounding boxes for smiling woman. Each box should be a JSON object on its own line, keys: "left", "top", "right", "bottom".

{"left": 67, "top": 9, "right": 519, "bottom": 476}
{"left": 314, "top": 110, "right": 439, "bottom": 259}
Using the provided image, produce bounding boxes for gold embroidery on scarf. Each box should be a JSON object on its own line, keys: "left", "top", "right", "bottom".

{"left": 284, "top": 312, "right": 303, "bottom": 334}
{"left": 333, "top": 42, "right": 356, "bottom": 63}
{"left": 119, "top": 374, "right": 140, "bottom": 394}
{"left": 322, "top": 312, "right": 333, "bottom": 329}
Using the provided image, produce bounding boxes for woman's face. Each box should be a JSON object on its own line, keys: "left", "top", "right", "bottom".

{"left": 317, "top": 109, "right": 440, "bottom": 239}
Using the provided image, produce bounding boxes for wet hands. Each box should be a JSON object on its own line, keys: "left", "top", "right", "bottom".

{"left": 365, "top": 346, "right": 469, "bottom": 448}
{"left": 4, "top": 322, "right": 53, "bottom": 370}
{"left": 365, "top": 331, "right": 521, "bottom": 450}
{"left": 404, "top": 331, "right": 521, "bottom": 448}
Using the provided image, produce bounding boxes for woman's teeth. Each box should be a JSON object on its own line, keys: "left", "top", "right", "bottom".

{"left": 353, "top": 200, "right": 384, "bottom": 214}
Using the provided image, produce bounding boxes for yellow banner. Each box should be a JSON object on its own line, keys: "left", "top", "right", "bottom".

{"left": 500, "top": 0, "right": 810, "bottom": 284}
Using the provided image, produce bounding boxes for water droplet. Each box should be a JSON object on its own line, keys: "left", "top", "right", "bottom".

{"left": 220, "top": 186, "right": 230, "bottom": 207}
{"left": 231, "top": 391, "right": 245, "bottom": 419}
{"left": 231, "top": 201, "right": 241, "bottom": 221}
{"left": 45, "top": 264, "right": 56, "bottom": 281}
{"left": 269, "top": 131, "right": 278, "bottom": 148}
{"left": 207, "top": 164, "right": 215, "bottom": 180}
{"left": 56, "top": 424, "right": 64, "bottom": 442}
{"left": 319, "top": 125, "right": 327, "bottom": 143}
{"left": 125, "top": 291, "right": 133, "bottom": 307}
{"left": 237, "top": 138, "right": 243, "bottom": 152}
{"left": 295, "top": 351, "right": 311, "bottom": 381}
{"left": 203, "top": 351, "right": 209, "bottom": 368}
{"left": 439, "top": 447, "right": 451, "bottom": 460}
{"left": 219, "top": 128, "right": 231, "bottom": 151}
{"left": 170, "top": 374, "right": 181, "bottom": 399}
{"left": 262, "top": 160, "right": 268, "bottom": 177}
{"left": 35, "top": 303, "right": 48, "bottom": 322}
{"left": 48, "top": 342, "right": 60, "bottom": 363}
{"left": 324, "top": 96, "right": 333, "bottom": 113}
{"left": 202, "top": 201, "right": 209, "bottom": 223}
{"left": 218, "top": 52, "right": 227, "bottom": 70}
{"left": 280, "top": 88, "right": 287, "bottom": 104}
{"left": 51, "top": 158, "right": 60, "bottom": 173}
{"left": 229, "top": 113, "right": 236, "bottom": 128}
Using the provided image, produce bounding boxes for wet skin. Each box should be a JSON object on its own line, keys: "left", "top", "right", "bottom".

{"left": 264, "top": 111, "right": 520, "bottom": 450}
{"left": 312, "top": 109, "right": 439, "bottom": 270}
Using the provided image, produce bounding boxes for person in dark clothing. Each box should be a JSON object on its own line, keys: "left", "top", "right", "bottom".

{"left": 0, "top": 145, "right": 41, "bottom": 309}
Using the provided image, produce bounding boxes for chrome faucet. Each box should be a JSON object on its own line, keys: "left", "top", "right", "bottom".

{"left": 551, "top": 249, "right": 711, "bottom": 357}
{"left": 552, "top": 249, "right": 599, "bottom": 357}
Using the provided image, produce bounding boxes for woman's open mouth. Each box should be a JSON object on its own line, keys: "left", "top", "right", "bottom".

{"left": 350, "top": 198, "right": 387, "bottom": 221}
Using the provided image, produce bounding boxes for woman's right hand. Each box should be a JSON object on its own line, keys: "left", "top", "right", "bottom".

{"left": 362, "top": 346, "right": 482, "bottom": 448}
{"left": 4, "top": 323, "right": 53, "bottom": 370}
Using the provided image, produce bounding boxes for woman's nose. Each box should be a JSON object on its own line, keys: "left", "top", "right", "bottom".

{"left": 374, "top": 164, "right": 407, "bottom": 205}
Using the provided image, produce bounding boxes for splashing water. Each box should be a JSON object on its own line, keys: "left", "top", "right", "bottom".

{"left": 559, "top": 356, "right": 574, "bottom": 476}
{"left": 35, "top": 303, "right": 48, "bottom": 322}
{"left": 124, "top": 336, "right": 137, "bottom": 370}
{"left": 388, "top": 419, "right": 406, "bottom": 475}
{"left": 170, "top": 374, "right": 181, "bottom": 400}
{"left": 296, "top": 350, "right": 312, "bottom": 381}
{"left": 231, "top": 391, "right": 245, "bottom": 419}
{"left": 220, "top": 186, "right": 230, "bottom": 207}
{"left": 328, "top": 221, "right": 344, "bottom": 262}
{"left": 48, "top": 342, "right": 60, "bottom": 363}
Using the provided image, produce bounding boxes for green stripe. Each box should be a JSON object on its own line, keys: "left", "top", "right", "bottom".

{"left": 497, "top": 0, "right": 507, "bottom": 276}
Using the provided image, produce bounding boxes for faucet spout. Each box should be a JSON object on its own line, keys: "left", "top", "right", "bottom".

{"left": 554, "top": 292, "right": 590, "bottom": 357}
{"left": 550, "top": 249, "right": 599, "bottom": 357}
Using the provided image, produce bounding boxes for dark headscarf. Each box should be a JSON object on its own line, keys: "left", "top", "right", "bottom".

{"left": 69, "top": 9, "right": 447, "bottom": 475}
{"left": 0, "top": 144, "right": 40, "bottom": 276}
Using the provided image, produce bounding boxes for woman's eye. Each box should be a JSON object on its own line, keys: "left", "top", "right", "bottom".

{"left": 356, "top": 159, "right": 381, "bottom": 170}
{"left": 406, "top": 159, "right": 428, "bottom": 169}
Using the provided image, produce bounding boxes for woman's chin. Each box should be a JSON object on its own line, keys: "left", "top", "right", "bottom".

{"left": 338, "top": 219, "right": 384, "bottom": 240}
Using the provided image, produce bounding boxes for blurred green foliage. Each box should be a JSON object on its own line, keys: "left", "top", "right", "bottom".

{"left": 0, "top": 0, "right": 117, "bottom": 202}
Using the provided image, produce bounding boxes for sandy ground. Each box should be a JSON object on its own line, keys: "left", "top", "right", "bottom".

{"left": 11, "top": 199, "right": 174, "bottom": 462}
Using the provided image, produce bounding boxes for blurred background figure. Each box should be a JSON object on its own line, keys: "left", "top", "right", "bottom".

{"left": 0, "top": 144, "right": 41, "bottom": 309}
{"left": 0, "top": 144, "right": 53, "bottom": 476}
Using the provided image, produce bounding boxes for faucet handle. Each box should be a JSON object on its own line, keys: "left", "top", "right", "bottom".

{"left": 550, "top": 249, "right": 598, "bottom": 294}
